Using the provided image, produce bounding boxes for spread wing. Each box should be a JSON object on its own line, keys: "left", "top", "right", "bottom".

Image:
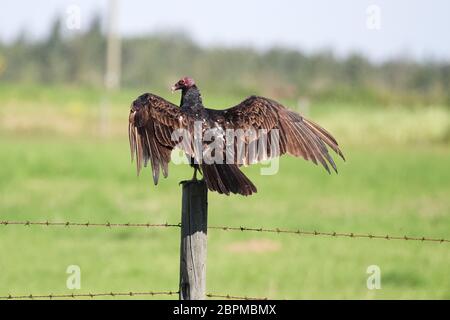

{"left": 128, "top": 93, "right": 194, "bottom": 185}
{"left": 207, "top": 96, "right": 345, "bottom": 173}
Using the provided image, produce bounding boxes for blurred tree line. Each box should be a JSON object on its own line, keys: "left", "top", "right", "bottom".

{"left": 0, "top": 16, "right": 449, "bottom": 106}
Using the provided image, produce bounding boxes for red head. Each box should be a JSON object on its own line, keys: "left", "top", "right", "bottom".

{"left": 171, "top": 76, "right": 195, "bottom": 92}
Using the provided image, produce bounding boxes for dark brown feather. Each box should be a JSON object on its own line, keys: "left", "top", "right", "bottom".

{"left": 129, "top": 93, "right": 197, "bottom": 185}
{"left": 207, "top": 96, "right": 344, "bottom": 171}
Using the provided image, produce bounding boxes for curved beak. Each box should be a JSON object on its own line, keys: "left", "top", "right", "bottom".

{"left": 171, "top": 83, "right": 181, "bottom": 93}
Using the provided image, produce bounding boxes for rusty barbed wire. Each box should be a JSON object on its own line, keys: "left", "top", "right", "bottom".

{"left": 0, "top": 220, "right": 181, "bottom": 228}
{"left": 208, "top": 225, "right": 450, "bottom": 243}
{"left": 207, "top": 293, "right": 268, "bottom": 300}
{"left": 1, "top": 220, "right": 448, "bottom": 243}
{"left": 0, "top": 291, "right": 266, "bottom": 300}
{"left": 0, "top": 290, "right": 179, "bottom": 300}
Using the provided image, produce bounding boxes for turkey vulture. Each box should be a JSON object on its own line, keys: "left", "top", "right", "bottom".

{"left": 128, "top": 76, "right": 344, "bottom": 196}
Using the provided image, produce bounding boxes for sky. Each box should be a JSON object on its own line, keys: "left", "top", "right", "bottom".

{"left": 1, "top": 0, "right": 450, "bottom": 62}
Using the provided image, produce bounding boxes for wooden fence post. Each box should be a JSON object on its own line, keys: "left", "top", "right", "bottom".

{"left": 179, "top": 180, "right": 208, "bottom": 300}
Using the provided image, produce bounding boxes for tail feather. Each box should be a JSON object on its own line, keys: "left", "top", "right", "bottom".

{"left": 200, "top": 164, "right": 257, "bottom": 196}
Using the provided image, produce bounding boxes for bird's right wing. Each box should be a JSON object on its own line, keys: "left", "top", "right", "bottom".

{"left": 129, "top": 93, "right": 195, "bottom": 185}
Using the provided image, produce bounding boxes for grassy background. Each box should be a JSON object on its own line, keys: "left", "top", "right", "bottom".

{"left": 0, "top": 84, "right": 449, "bottom": 299}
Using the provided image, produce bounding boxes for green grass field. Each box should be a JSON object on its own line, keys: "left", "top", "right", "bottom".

{"left": 0, "top": 85, "right": 449, "bottom": 299}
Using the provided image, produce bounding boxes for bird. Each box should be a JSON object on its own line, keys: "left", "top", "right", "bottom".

{"left": 128, "top": 76, "right": 345, "bottom": 196}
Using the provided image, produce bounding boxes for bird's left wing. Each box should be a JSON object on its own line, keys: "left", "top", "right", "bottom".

{"left": 207, "top": 96, "right": 345, "bottom": 173}
{"left": 129, "top": 93, "right": 195, "bottom": 184}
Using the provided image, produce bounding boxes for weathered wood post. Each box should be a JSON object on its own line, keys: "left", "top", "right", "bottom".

{"left": 179, "top": 180, "right": 208, "bottom": 300}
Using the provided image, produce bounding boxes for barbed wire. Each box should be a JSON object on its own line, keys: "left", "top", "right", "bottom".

{"left": 207, "top": 293, "right": 268, "bottom": 300}
{"left": 208, "top": 225, "right": 450, "bottom": 243}
{"left": 0, "top": 290, "right": 179, "bottom": 300}
{"left": 1, "top": 220, "right": 448, "bottom": 243}
{"left": 0, "top": 220, "right": 180, "bottom": 228}
{"left": 1, "top": 219, "right": 447, "bottom": 301}
{"left": 0, "top": 291, "right": 266, "bottom": 300}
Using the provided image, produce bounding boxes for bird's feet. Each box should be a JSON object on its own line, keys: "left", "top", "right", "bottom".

{"left": 180, "top": 167, "right": 204, "bottom": 186}
{"left": 179, "top": 179, "right": 205, "bottom": 186}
